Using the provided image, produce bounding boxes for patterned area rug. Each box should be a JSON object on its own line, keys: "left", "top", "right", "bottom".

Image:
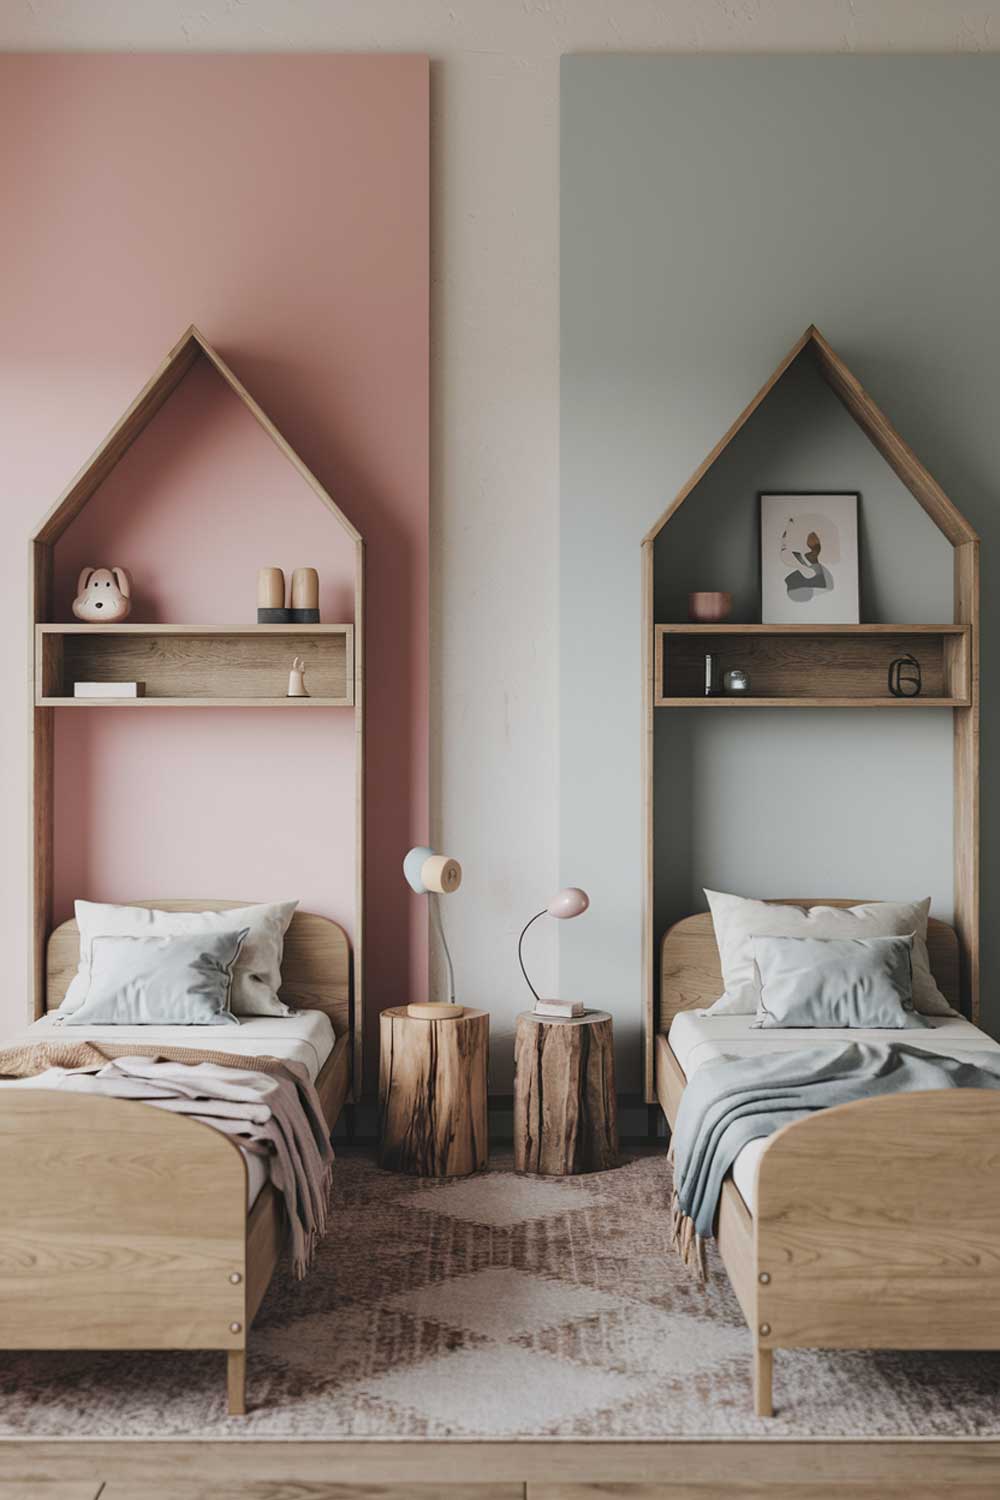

{"left": 4, "top": 1148, "right": 1000, "bottom": 1438}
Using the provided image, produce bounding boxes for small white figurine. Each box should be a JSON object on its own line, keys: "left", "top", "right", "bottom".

{"left": 287, "top": 656, "right": 309, "bottom": 698}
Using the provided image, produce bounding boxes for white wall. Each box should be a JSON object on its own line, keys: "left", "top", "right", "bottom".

{"left": 3, "top": 3, "right": 999, "bottom": 1091}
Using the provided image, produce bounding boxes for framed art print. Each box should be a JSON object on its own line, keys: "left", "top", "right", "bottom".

{"left": 760, "top": 492, "right": 860, "bottom": 624}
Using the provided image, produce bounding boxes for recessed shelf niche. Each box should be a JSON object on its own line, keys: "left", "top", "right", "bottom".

{"left": 37, "top": 624, "right": 354, "bottom": 707}
{"left": 655, "top": 624, "right": 970, "bottom": 707}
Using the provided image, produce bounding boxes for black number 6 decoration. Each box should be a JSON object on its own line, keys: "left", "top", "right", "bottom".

{"left": 888, "top": 653, "right": 922, "bottom": 698}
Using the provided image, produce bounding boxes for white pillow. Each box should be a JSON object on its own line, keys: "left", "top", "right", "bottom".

{"left": 704, "top": 889, "right": 957, "bottom": 1018}
{"left": 58, "top": 900, "right": 299, "bottom": 1018}
{"left": 64, "top": 929, "right": 248, "bottom": 1027}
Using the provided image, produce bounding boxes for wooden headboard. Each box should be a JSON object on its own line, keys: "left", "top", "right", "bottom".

{"left": 660, "top": 899, "right": 961, "bottom": 1031}
{"left": 46, "top": 899, "right": 352, "bottom": 1038}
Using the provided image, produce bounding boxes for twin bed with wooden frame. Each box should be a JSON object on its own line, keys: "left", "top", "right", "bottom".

{"left": 655, "top": 900, "right": 1000, "bottom": 1418}
{"left": 0, "top": 898, "right": 352, "bottom": 1417}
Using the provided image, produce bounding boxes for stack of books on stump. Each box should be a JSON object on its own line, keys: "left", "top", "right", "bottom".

{"left": 534, "top": 1000, "right": 585, "bottom": 1019}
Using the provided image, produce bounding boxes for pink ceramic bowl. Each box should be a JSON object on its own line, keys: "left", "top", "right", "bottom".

{"left": 688, "top": 591, "right": 732, "bottom": 623}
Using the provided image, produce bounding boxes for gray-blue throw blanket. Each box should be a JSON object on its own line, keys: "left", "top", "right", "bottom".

{"left": 670, "top": 1041, "right": 1000, "bottom": 1278}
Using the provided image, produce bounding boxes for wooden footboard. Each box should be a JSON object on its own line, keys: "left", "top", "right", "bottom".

{"left": 0, "top": 1093, "right": 248, "bottom": 1353}
{"left": 656, "top": 1035, "right": 1000, "bottom": 1417}
{"left": 756, "top": 1090, "right": 1000, "bottom": 1354}
{"left": 0, "top": 1032, "right": 352, "bottom": 1417}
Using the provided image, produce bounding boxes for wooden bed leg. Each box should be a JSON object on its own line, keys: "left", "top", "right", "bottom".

{"left": 227, "top": 1348, "right": 247, "bottom": 1416}
{"left": 753, "top": 1342, "right": 773, "bottom": 1418}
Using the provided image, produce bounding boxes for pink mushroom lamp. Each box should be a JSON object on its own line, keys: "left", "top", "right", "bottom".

{"left": 517, "top": 887, "right": 591, "bottom": 1016}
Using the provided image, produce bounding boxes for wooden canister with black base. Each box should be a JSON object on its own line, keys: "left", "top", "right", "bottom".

{"left": 290, "top": 566, "right": 320, "bottom": 624}
{"left": 257, "top": 566, "right": 290, "bottom": 624}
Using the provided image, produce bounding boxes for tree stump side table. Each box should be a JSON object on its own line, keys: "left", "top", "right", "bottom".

{"left": 513, "top": 1010, "right": 618, "bottom": 1175}
{"left": 378, "top": 1007, "right": 489, "bottom": 1177}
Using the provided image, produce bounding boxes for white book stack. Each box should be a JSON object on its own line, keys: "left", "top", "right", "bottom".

{"left": 73, "top": 681, "right": 146, "bottom": 698}
{"left": 534, "top": 999, "right": 585, "bottom": 1019}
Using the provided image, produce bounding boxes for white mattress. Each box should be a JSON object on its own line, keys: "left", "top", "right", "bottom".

{"left": 27, "top": 1010, "right": 336, "bottom": 1082}
{"left": 667, "top": 1010, "right": 1000, "bottom": 1213}
{"left": 24, "top": 1010, "right": 337, "bottom": 1207}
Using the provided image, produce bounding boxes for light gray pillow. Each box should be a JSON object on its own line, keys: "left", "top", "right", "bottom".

{"left": 704, "top": 889, "right": 957, "bottom": 1017}
{"left": 59, "top": 900, "right": 299, "bottom": 1018}
{"left": 751, "top": 934, "right": 929, "bottom": 1030}
{"left": 63, "top": 929, "right": 248, "bottom": 1027}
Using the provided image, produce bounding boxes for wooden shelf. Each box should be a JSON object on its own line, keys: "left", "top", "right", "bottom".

{"left": 659, "top": 696, "right": 970, "bottom": 709}
{"left": 654, "top": 624, "right": 970, "bottom": 708}
{"left": 37, "top": 696, "right": 347, "bottom": 708}
{"left": 36, "top": 623, "right": 354, "bottom": 707}
{"left": 655, "top": 623, "right": 967, "bottom": 636}
{"left": 37, "top": 623, "right": 351, "bottom": 635}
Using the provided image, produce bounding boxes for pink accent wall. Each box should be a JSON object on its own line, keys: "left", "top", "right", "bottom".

{"left": 0, "top": 55, "right": 429, "bottom": 1078}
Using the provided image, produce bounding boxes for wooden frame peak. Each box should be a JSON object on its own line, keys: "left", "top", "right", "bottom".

{"left": 31, "top": 325, "right": 362, "bottom": 548}
{"left": 641, "top": 324, "right": 978, "bottom": 551}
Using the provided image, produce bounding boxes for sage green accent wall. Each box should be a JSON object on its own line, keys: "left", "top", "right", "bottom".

{"left": 561, "top": 57, "right": 1000, "bottom": 1089}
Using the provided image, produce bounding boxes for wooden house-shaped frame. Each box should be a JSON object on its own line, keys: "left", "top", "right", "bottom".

{"left": 29, "top": 325, "right": 365, "bottom": 1085}
{"left": 641, "top": 324, "right": 979, "bottom": 1102}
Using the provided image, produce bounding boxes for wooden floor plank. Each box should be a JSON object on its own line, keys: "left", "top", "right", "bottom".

{"left": 102, "top": 1486, "right": 523, "bottom": 1500}
{"left": 529, "top": 1485, "right": 1000, "bottom": 1500}
{"left": 0, "top": 1486, "right": 104, "bottom": 1500}
{"left": 3, "top": 1442, "right": 1000, "bottom": 1492}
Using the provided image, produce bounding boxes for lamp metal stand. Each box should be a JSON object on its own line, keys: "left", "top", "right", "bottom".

{"left": 517, "top": 909, "right": 547, "bottom": 1006}
{"left": 407, "top": 891, "right": 465, "bottom": 1020}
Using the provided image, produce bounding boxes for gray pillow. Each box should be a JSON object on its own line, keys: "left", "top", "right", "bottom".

{"left": 63, "top": 929, "right": 248, "bottom": 1027}
{"left": 750, "top": 934, "right": 928, "bottom": 1030}
{"left": 60, "top": 899, "right": 298, "bottom": 1019}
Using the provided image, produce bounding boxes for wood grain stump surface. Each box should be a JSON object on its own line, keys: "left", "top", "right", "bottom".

{"left": 378, "top": 1008, "right": 489, "bottom": 1177}
{"left": 513, "top": 1010, "right": 618, "bottom": 1176}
